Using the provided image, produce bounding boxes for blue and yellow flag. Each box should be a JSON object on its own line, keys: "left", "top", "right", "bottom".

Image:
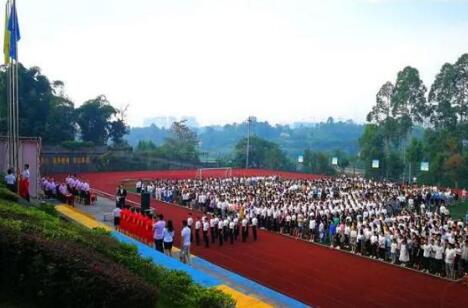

{"left": 8, "top": 0, "right": 20, "bottom": 61}
{"left": 3, "top": 0, "right": 10, "bottom": 64}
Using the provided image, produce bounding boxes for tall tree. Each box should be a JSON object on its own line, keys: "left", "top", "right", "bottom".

{"left": 367, "top": 81, "right": 394, "bottom": 124}
{"left": 163, "top": 120, "right": 199, "bottom": 163}
{"left": 109, "top": 105, "right": 130, "bottom": 146}
{"left": 428, "top": 63, "right": 458, "bottom": 128}
{"left": 453, "top": 53, "right": 468, "bottom": 122}
{"left": 76, "top": 95, "right": 116, "bottom": 145}
{"left": 233, "top": 136, "right": 292, "bottom": 170}
{"left": 391, "top": 66, "right": 428, "bottom": 135}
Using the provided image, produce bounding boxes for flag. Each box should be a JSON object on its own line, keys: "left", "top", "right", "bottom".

{"left": 3, "top": 0, "right": 10, "bottom": 64}
{"left": 7, "top": 0, "right": 19, "bottom": 61}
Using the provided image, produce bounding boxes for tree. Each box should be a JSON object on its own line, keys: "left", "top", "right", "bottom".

{"left": 303, "top": 149, "right": 336, "bottom": 175}
{"left": 44, "top": 96, "right": 76, "bottom": 144}
{"left": 391, "top": 66, "right": 428, "bottom": 135}
{"left": 109, "top": 105, "right": 130, "bottom": 146}
{"left": 428, "top": 63, "right": 458, "bottom": 128}
{"left": 232, "top": 136, "right": 292, "bottom": 170}
{"left": 453, "top": 54, "right": 468, "bottom": 122}
{"left": 367, "top": 81, "right": 394, "bottom": 124}
{"left": 76, "top": 95, "right": 116, "bottom": 145}
{"left": 162, "top": 120, "right": 199, "bottom": 163}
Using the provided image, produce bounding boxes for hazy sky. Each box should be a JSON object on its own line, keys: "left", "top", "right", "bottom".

{"left": 16, "top": 0, "right": 468, "bottom": 126}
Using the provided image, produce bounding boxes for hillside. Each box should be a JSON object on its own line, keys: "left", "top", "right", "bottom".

{"left": 125, "top": 119, "right": 364, "bottom": 158}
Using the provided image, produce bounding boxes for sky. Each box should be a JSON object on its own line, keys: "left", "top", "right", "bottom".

{"left": 14, "top": 0, "right": 468, "bottom": 126}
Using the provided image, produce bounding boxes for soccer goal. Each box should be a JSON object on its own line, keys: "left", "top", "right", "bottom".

{"left": 196, "top": 167, "right": 233, "bottom": 179}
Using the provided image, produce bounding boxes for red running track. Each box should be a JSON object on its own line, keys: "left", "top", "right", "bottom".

{"left": 74, "top": 169, "right": 468, "bottom": 308}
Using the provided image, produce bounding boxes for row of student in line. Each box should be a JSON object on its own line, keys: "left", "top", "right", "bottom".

{"left": 113, "top": 207, "right": 259, "bottom": 251}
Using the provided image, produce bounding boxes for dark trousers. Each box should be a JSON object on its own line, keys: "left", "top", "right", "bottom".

{"left": 210, "top": 227, "right": 215, "bottom": 243}
{"left": 252, "top": 226, "right": 257, "bottom": 241}
{"left": 154, "top": 239, "right": 164, "bottom": 253}
{"left": 203, "top": 231, "right": 209, "bottom": 248}
{"left": 6, "top": 183, "right": 16, "bottom": 193}
{"left": 242, "top": 226, "right": 247, "bottom": 242}
{"left": 218, "top": 230, "right": 223, "bottom": 246}
{"left": 195, "top": 229, "right": 200, "bottom": 246}
{"left": 230, "top": 229, "right": 234, "bottom": 244}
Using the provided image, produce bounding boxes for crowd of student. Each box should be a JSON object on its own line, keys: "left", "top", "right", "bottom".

{"left": 41, "top": 174, "right": 93, "bottom": 205}
{"left": 136, "top": 176, "right": 468, "bottom": 279}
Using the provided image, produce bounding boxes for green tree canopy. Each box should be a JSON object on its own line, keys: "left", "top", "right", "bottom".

{"left": 233, "top": 136, "right": 292, "bottom": 170}
{"left": 76, "top": 95, "right": 116, "bottom": 145}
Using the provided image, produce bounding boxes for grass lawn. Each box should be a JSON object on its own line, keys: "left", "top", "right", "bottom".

{"left": 450, "top": 200, "right": 468, "bottom": 220}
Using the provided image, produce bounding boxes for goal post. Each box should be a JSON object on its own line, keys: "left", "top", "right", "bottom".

{"left": 196, "top": 167, "right": 233, "bottom": 179}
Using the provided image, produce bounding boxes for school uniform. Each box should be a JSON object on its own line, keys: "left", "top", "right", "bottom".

{"left": 195, "top": 220, "right": 201, "bottom": 246}
{"left": 252, "top": 217, "right": 258, "bottom": 241}
{"left": 241, "top": 218, "right": 248, "bottom": 242}
{"left": 113, "top": 207, "right": 122, "bottom": 227}
{"left": 203, "top": 221, "right": 210, "bottom": 248}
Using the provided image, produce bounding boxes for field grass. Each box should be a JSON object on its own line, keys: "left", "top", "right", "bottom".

{"left": 450, "top": 200, "right": 468, "bottom": 220}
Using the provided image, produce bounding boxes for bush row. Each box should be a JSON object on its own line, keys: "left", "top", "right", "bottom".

{"left": 0, "top": 226, "right": 159, "bottom": 308}
{"left": 0, "top": 200, "right": 235, "bottom": 308}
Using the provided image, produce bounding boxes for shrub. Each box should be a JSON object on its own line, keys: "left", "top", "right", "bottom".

{"left": 0, "top": 201, "right": 235, "bottom": 308}
{"left": 0, "top": 226, "right": 159, "bottom": 308}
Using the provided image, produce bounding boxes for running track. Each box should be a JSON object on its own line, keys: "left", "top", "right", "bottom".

{"left": 70, "top": 169, "right": 468, "bottom": 308}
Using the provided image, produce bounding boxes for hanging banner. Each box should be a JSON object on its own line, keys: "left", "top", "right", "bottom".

{"left": 372, "top": 159, "right": 379, "bottom": 169}
{"left": 298, "top": 155, "right": 304, "bottom": 163}
{"left": 332, "top": 157, "right": 338, "bottom": 165}
{"left": 420, "top": 161, "right": 429, "bottom": 172}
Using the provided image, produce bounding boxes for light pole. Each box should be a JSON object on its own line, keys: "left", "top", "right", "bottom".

{"left": 245, "top": 116, "right": 254, "bottom": 169}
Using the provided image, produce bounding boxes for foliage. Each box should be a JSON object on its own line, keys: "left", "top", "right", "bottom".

{"left": 303, "top": 149, "right": 336, "bottom": 176}
{"left": 61, "top": 140, "right": 95, "bottom": 150}
{"left": 361, "top": 53, "right": 468, "bottom": 187}
{"left": 76, "top": 95, "right": 117, "bottom": 145}
{"left": 232, "top": 136, "right": 293, "bottom": 170}
{"left": 163, "top": 121, "right": 200, "bottom": 164}
{"left": 0, "top": 200, "right": 235, "bottom": 308}
{"left": 125, "top": 119, "right": 364, "bottom": 158}
{"left": 0, "top": 64, "right": 130, "bottom": 146}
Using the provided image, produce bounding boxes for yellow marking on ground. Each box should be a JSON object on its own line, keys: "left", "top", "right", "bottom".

{"left": 216, "top": 285, "right": 273, "bottom": 308}
{"left": 56, "top": 204, "right": 112, "bottom": 231}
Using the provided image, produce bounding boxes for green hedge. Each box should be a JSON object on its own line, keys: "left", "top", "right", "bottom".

{"left": 0, "top": 226, "right": 159, "bottom": 308}
{"left": 0, "top": 201, "right": 235, "bottom": 308}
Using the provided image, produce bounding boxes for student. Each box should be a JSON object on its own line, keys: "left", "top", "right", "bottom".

{"left": 180, "top": 220, "right": 191, "bottom": 265}
{"left": 229, "top": 219, "right": 235, "bottom": 244}
{"left": 153, "top": 215, "right": 166, "bottom": 253}
{"left": 202, "top": 218, "right": 210, "bottom": 248}
{"left": 113, "top": 206, "right": 122, "bottom": 229}
{"left": 4, "top": 169, "right": 16, "bottom": 193}
{"left": 187, "top": 213, "right": 194, "bottom": 242}
{"left": 445, "top": 244, "right": 456, "bottom": 279}
{"left": 241, "top": 217, "right": 248, "bottom": 242}
{"left": 210, "top": 216, "right": 216, "bottom": 244}
{"left": 163, "top": 220, "right": 175, "bottom": 257}
{"left": 194, "top": 217, "right": 201, "bottom": 246}
{"left": 399, "top": 238, "right": 410, "bottom": 266}
{"left": 390, "top": 239, "right": 398, "bottom": 264}
{"left": 251, "top": 215, "right": 258, "bottom": 241}
{"left": 218, "top": 219, "right": 224, "bottom": 246}
{"left": 433, "top": 240, "right": 444, "bottom": 276}
{"left": 421, "top": 239, "right": 432, "bottom": 273}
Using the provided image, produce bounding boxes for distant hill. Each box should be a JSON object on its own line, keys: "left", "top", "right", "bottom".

{"left": 124, "top": 119, "right": 364, "bottom": 159}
